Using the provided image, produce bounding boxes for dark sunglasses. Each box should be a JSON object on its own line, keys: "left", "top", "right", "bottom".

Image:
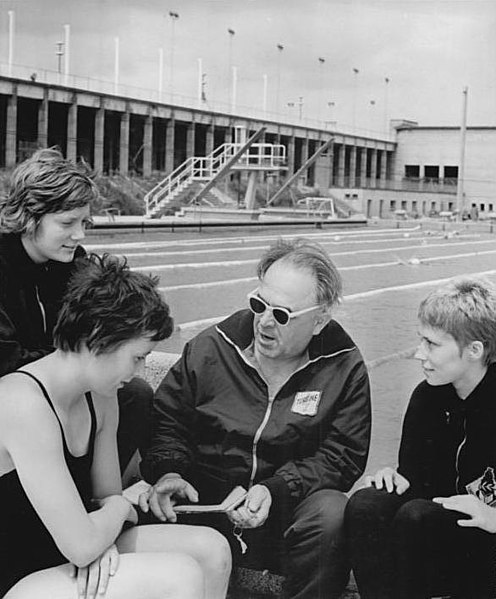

{"left": 247, "top": 291, "right": 321, "bottom": 326}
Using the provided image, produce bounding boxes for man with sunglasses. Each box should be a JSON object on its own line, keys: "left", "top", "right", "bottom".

{"left": 142, "top": 238, "right": 371, "bottom": 599}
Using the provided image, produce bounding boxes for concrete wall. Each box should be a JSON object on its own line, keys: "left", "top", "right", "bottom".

{"left": 394, "top": 127, "right": 496, "bottom": 213}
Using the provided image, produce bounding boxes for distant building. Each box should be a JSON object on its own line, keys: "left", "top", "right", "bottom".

{"left": 0, "top": 75, "right": 493, "bottom": 218}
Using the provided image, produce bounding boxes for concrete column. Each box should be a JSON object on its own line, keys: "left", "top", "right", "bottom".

{"left": 360, "top": 146, "right": 367, "bottom": 187}
{"left": 380, "top": 149, "right": 387, "bottom": 187}
{"left": 143, "top": 114, "right": 152, "bottom": 177}
{"left": 301, "top": 136, "right": 309, "bottom": 165}
{"left": 370, "top": 149, "right": 378, "bottom": 189}
{"left": 119, "top": 111, "right": 130, "bottom": 175}
{"left": 337, "top": 144, "right": 345, "bottom": 187}
{"left": 165, "top": 118, "right": 175, "bottom": 173}
{"left": 328, "top": 141, "right": 334, "bottom": 188}
{"left": 94, "top": 104, "right": 105, "bottom": 173}
{"left": 286, "top": 135, "right": 295, "bottom": 177}
{"left": 6, "top": 87, "right": 17, "bottom": 167}
{"left": 186, "top": 121, "right": 195, "bottom": 159}
{"left": 66, "top": 96, "right": 77, "bottom": 162}
{"left": 37, "top": 89, "right": 49, "bottom": 148}
{"left": 244, "top": 171, "right": 258, "bottom": 210}
{"left": 206, "top": 123, "right": 214, "bottom": 156}
{"left": 350, "top": 145, "right": 357, "bottom": 187}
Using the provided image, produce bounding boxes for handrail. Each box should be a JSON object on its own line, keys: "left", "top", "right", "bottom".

{"left": 268, "top": 138, "right": 333, "bottom": 206}
{"left": 192, "top": 127, "right": 267, "bottom": 205}
{"left": 145, "top": 136, "right": 287, "bottom": 217}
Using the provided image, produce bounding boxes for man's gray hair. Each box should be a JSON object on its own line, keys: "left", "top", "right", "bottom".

{"left": 257, "top": 238, "right": 342, "bottom": 308}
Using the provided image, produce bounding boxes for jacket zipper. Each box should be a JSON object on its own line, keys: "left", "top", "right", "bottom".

{"left": 455, "top": 416, "right": 467, "bottom": 493}
{"left": 216, "top": 326, "right": 358, "bottom": 488}
{"left": 249, "top": 392, "right": 276, "bottom": 488}
{"left": 35, "top": 286, "right": 47, "bottom": 334}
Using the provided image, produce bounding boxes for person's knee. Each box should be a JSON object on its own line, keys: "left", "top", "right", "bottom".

{"left": 158, "top": 554, "right": 205, "bottom": 598}
{"left": 3, "top": 565, "right": 72, "bottom": 599}
{"left": 394, "top": 498, "right": 435, "bottom": 532}
{"left": 187, "top": 526, "right": 232, "bottom": 577}
{"left": 346, "top": 486, "right": 401, "bottom": 529}
{"left": 292, "top": 489, "right": 348, "bottom": 542}
{"left": 122, "top": 553, "right": 205, "bottom": 599}
{"left": 315, "top": 490, "right": 348, "bottom": 533}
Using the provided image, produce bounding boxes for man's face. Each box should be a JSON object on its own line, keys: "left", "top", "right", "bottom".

{"left": 23, "top": 206, "right": 91, "bottom": 263}
{"left": 414, "top": 324, "right": 472, "bottom": 390}
{"left": 252, "top": 260, "right": 327, "bottom": 363}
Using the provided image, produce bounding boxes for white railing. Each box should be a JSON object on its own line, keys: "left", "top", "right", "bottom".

{"left": 144, "top": 141, "right": 286, "bottom": 217}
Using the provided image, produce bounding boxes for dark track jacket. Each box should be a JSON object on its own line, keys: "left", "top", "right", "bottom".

{"left": 143, "top": 310, "right": 371, "bottom": 508}
{"left": 0, "top": 233, "right": 86, "bottom": 375}
{"left": 398, "top": 363, "right": 496, "bottom": 499}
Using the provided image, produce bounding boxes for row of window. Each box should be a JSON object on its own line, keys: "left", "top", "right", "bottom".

{"left": 386, "top": 199, "right": 493, "bottom": 214}
{"left": 404, "top": 165, "right": 459, "bottom": 179}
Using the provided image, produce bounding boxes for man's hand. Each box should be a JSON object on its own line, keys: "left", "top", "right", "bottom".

{"left": 228, "top": 484, "right": 272, "bottom": 529}
{"left": 139, "top": 473, "right": 199, "bottom": 522}
{"left": 433, "top": 494, "right": 496, "bottom": 533}
{"left": 71, "top": 544, "right": 119, "bottom": 599}
{"left": 365, "top": 467, "right": 410, "bottom": 495}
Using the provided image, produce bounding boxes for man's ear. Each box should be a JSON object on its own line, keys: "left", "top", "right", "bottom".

{"left": 312, "top": 307, "right": 332, "bottom": 336}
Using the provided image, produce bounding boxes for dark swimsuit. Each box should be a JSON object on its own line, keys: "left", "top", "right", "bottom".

{"left": 0, "top": 371, "right": 96, "bottom": 597}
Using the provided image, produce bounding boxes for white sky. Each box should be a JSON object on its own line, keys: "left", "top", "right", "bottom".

{"left": 1, "top": 0, "right": 495, "bottom": 135}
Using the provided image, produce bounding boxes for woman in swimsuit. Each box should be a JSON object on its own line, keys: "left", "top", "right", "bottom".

{"left": 0, "top": 254, "right": 231, "bottom": 599}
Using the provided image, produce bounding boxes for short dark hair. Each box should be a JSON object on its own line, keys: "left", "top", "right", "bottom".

{"left": 418, "top": 275, "right": 496, "bottom": 364}
{"left": 53, "top": 254, "right": 173, "bottom": 354}
{"left": 0, "top": 147, "right": 98, "bottom": 235}
{"left": 257, "top": 238, "right": 342, "bottom": 308}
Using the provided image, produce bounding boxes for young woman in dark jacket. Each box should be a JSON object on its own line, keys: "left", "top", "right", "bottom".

{"left": 345, "top": 276, "right": 496, "bottom": 599}
{"left": 0, "top": 148, "right": 151, "bottom": 473}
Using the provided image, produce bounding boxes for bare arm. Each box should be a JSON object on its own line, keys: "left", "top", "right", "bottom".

{"left": 0, "top": 377, "right": 132, "bottom": 567}
{"left": 90, "top": 391, "right": 124, "bottom": 500}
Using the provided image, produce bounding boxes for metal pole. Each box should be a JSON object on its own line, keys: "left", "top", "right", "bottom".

{"left": 318, "top": 57, "right": 325, "bottom": 122}
{"left": 227, "top": 28, "right": 235, "bottom": 109}
{"left": 63, "top": 24, "right": 70, "bottom": 86}
{"left": 276, "top": 43, "right": 284, "bottom": 115}
{"left": 197, "top": 58, "right": 203, "bottom": 108}
{"left": 8, "top": 10, "right": 15, "bottom": 77}
{"left": 113, "top": 37, "right": 119, "bottom": 95}
{"left": 158, "top": 48, "right": 164, "bottom": 101}
{"left": 169, "top": 11, "right": 179, "bottom": 103}
{"left": 262, "top": 73, "right": 268, "bottom": 116}
{"left": 352, "top": 67, "right": 359, "bottom": 133}
{"left": 384, "top": 77, "right": 390, "bottom": 136}
{"left": 56, "top": 41, "right": 64, "bottom": 85}
{"left": 231, "top": 66, "right": 237, "bottom": 114}
{"left": 456, "top": 86, "right": 468, "bottom": 217}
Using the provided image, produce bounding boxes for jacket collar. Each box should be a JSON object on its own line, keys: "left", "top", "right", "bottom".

{"left": 0, "top": 233, "right": 85, "bottom": 280}
{"left": 0, "top": 233, "right": 47, "bottom": 279}
{"left": 216, "top": 309, "right": 357, "bottom": 361}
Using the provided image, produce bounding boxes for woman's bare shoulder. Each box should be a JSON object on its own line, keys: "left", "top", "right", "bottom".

{"left": 0, "top": 373, "right": 56, "bottom": 431}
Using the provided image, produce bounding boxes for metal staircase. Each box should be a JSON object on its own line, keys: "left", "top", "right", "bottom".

{"left": 144, "top": 130, "right": 286, "bottom": 218}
